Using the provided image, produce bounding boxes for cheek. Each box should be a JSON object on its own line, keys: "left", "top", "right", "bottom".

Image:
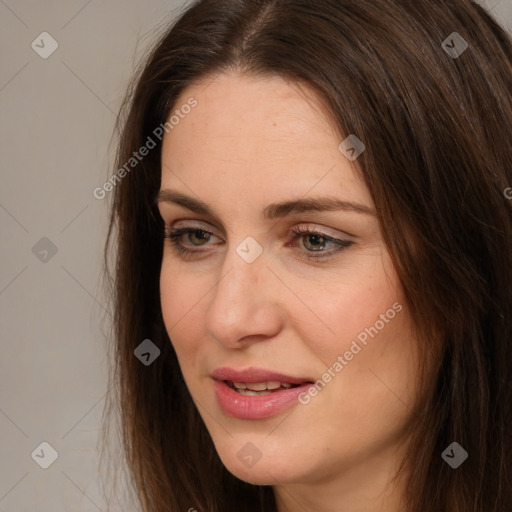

{"left": 300, "top": 254, "right": 402, "bottom": 358}
{"left": 160, "top": 264, "right": 206, "bottom": 359}
{"left": 307, "top": 275, "right": 417, "bottom": 422}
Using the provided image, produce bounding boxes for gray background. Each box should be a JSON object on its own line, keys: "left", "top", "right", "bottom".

{"left": 1, "top": 0, "right": 511, "bottom": 510}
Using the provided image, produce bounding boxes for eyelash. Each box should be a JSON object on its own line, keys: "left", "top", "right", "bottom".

{"left": 163, "top": 224, "right": 353, "bottom": 261}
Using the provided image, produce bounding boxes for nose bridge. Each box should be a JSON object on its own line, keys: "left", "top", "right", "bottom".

{"left": 204, "top": 239, "right": 281, "bottom": 345}
{"left": 209, "top": 242, "right": 264, "bottom": 318}
{"left": 215, "top": 234, "right": 267, "bottom": 301}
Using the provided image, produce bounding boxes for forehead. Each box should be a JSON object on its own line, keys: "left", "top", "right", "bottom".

{"left": 160, "top": 71, "right": 372, "bottom": 207}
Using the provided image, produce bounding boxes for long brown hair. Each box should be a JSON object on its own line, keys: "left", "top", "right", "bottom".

{"left": 102, "top": 1, "right": 512, "bottom": 510}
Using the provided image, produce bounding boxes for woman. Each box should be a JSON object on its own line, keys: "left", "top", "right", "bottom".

{"left": 103, "top": 0, "right": 512, "bottom": 510}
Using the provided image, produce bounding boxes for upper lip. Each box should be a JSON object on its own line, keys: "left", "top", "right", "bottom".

{"left": 211, "top": 367, "right": 313, "bottom": 385}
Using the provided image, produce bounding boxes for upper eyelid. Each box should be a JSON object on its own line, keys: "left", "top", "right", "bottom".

{"left": 169, "top": 219, "right": 224, "bottom": 236}
{"left": 292, "top": 224, "right": 356, "bottom": 240}
{"left": 165, "top": 223, "right": 353, "bottom": 244}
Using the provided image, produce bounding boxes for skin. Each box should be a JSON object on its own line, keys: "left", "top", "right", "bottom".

{"left": 157, "top": 70, "right": 419, "bottom": 512}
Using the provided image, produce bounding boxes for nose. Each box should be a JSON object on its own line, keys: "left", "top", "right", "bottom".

{"left": 204, "top": 243, "right": 283, "bottom": 348}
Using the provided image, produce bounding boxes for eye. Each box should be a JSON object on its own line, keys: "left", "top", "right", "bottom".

{"left": 288, "top": 225, "right": 354, "bottom": 260}
{"left": 164, "top": 226, "right": 221, "bottom": 257}
{"left": 178, "top": 228, "right": 211, "bottom": 246}
{"left": 163, "top": 223, "right": 354, "bottom": 261}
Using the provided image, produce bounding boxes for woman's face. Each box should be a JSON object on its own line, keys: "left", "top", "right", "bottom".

{"left": 158, "top": 71, "right": 419, "bottom": 505}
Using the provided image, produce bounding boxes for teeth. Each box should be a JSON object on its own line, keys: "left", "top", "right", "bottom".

{"left": 230, "top": 380, "right": 297, "bottom": 392}
{"left": 246, "top": 382, "right": 268, "bottom": 391}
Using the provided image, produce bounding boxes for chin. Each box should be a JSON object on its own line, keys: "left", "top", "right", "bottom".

{"left": 212, "top": 435, "right": 304, "bottom": 486}
{"left": 222, "top": 457, "right": 292, "bottom": 486}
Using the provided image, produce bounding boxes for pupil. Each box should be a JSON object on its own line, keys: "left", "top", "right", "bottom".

{"left": 190, "top": 230, "right": 210, "bottom": 245}
{"left": 306, "top": 234, "right": 325, "bottom": 251}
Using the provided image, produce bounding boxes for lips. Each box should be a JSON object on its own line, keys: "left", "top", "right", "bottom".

{"left": 211, "top": 367, "right": 315, "bottom": 419}
{"left": 211, "top": 367, "right": 313, "bottom": 385}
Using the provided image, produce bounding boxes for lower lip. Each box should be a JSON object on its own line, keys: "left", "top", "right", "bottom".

{"left": 213, "top": 379, "right": 313, "bottom": 420}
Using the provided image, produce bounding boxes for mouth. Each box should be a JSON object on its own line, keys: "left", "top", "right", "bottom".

{"left": 211, "top": 367, "right": 315, "bottom": 419}
{"left": 211, "top": 366, "right": 313, "bottom": 386}
{"left": 223, "top": 380, "right": 300, "bottom": 396}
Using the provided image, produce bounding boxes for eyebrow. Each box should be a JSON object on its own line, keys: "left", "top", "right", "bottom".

{"left": 155, "top": 189, "right": 376, "bottom": 219}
